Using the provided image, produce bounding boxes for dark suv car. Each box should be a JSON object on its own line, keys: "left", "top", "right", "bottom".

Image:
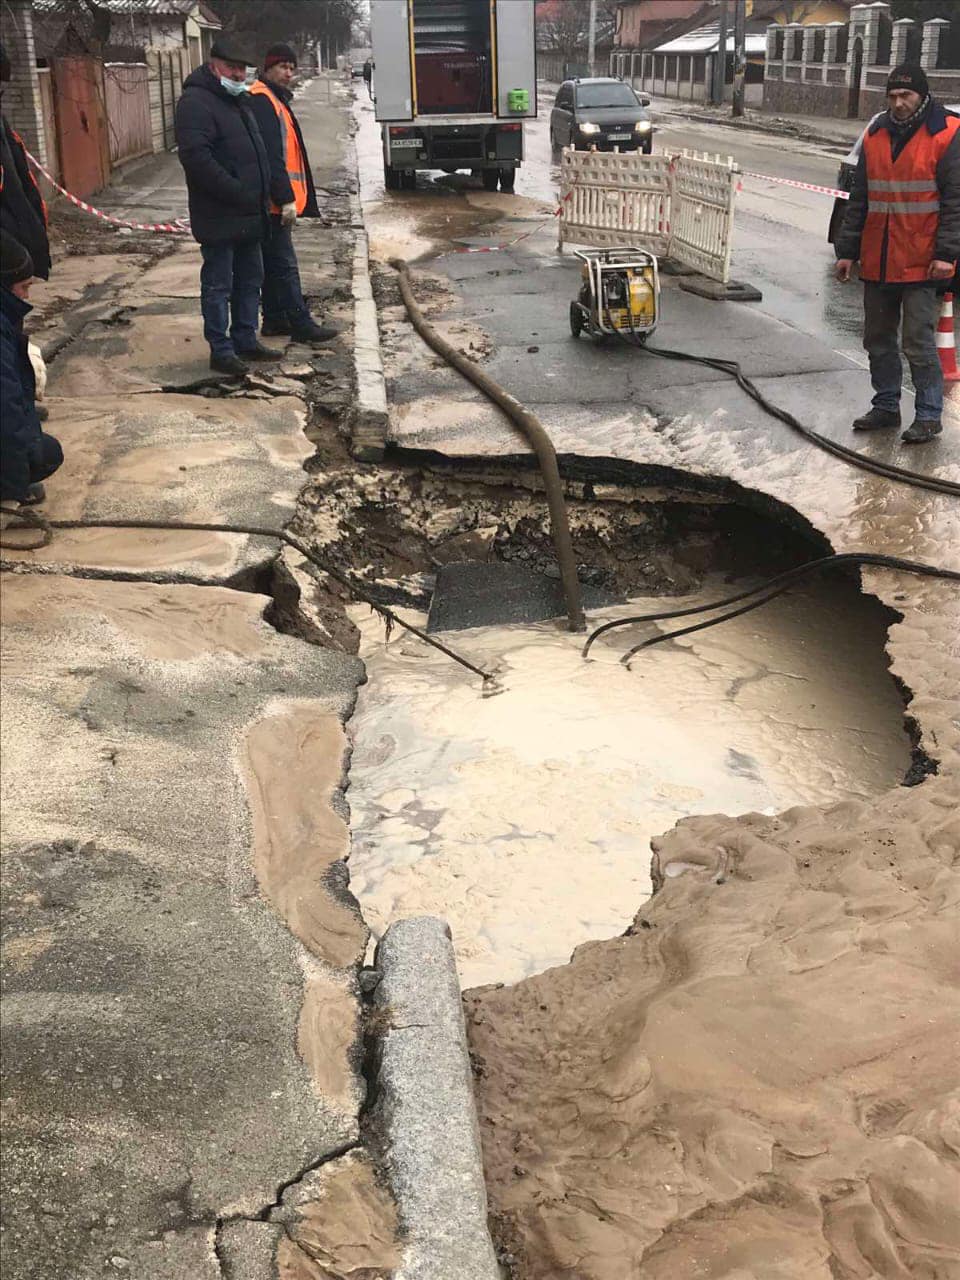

{"left": 550, "top": 77, "right": 653, "bottom": 153}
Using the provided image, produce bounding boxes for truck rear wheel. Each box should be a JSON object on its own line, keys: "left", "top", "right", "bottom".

{"left": 499, "top": 167, "right": 515, "bottom": 193}
{"left": 482, "top": 168, "right": 500, "bottom": 192}
{"left": 384, "top": 163, "right": 401, "bottom": 191}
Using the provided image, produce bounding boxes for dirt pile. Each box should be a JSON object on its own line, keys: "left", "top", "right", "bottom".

{"left": 466, "top": 768, "right": 960, "bottom": 1278}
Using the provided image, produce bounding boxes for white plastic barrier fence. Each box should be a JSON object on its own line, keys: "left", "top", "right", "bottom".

{"left": 558, "top": 148, "right": 740, "bottom": 284}
{"left": 669, "top": 151, "right": 738, "bottom": 283}
{"left": 558, "top": 149, "right": 672, "bottom": 256}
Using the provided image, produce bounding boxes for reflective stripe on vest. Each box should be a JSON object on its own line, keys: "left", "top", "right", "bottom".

{"left": 859, "top": 115, "right": 960, "bottom": 284}
{"left": 868, "top": 199, "right": 940, "bottom": 214}
{"left": 250, "top": 81, "right": 309, "bottom": 215}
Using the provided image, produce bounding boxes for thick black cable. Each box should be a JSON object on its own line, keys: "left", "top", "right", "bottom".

{"left": 581, "top": 550, "right": 955, "bottom": 657}
{"left": 578, "top": 551, "right": 959, "bottom": 665}
{"left": 643, "top": 343, "right": 960, "bottom": 498}
{"left": 596, "top": 282, "right": 958, "bottom": 496}
{"left": 621, "top": 586, "right": 793, "bottom": 667}
{"left": 0, "top": 515, "right": 496, "bottom": 685}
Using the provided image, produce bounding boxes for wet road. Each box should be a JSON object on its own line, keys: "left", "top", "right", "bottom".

{"left": 355, "top": 86, "right": 865, "bottom": 361}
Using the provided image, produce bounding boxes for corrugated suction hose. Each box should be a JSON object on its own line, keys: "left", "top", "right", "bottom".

{"left": 390, "top": 258, "right": 585, "bottom": 632}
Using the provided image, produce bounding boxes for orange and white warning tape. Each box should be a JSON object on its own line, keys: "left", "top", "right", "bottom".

{"left": 24, "top": 149, "right": 191, "bottom": 234}
{"left": 741, "top": 169, "right": 849, "bottom": 200}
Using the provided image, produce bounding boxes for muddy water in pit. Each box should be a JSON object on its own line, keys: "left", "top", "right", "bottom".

{"left": 346, "top": 576, "right": 911, "bottom": 989}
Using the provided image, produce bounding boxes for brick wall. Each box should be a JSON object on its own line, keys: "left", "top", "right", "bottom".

{"left": 0, "top": 1, "right": 48, "bottom": 163}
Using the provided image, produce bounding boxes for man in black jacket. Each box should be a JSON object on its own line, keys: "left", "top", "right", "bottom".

{"left": 248, "top": 43, "right": 336, "bottom": 344}
{"left": 0, "top": 43, "right": 52, "bottom": 283}
{"left": 174, "top": 39, "right": 284, "bottom": 375}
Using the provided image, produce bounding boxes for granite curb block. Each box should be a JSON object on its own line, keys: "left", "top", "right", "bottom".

{"left": 349, "top": 225, "right": 390, "bottom": 462}
{"left": 373, "top": 918, "right": 501, "bottom": 1280}
{"left": 660, "top": 107, "right": 855, "bottom": 153}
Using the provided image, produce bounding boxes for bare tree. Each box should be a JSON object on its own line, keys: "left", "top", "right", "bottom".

{"left": 537, "top": 0, "right": 617, "bottom": 61}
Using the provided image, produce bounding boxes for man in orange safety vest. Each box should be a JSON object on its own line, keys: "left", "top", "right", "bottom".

{"left": 250, "top": 45, "right": 338, "bottom": 344}
{"left": 836, "top": 64, "right": 960, "bottom": 445}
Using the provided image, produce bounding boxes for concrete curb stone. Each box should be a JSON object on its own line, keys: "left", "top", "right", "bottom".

{"left": 349, "top": 227, "right": 390, "bottom": 462}
{"left": 373, "top": 918, "right": 501, "bottom": 1280}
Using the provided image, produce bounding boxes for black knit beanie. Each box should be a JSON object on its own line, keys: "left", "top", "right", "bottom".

{"left": 0, "top": 230, "right": 34, "bottom": 287}
{"left": 887, "top": 64, "right": 929, "bottom": 97}
{"left": 264, "top": 43, "right": 297, "bottom": 70}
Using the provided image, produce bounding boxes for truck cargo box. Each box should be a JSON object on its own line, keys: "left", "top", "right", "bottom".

{"left": 371, "top": 0, "right": 536, "bottom": 123}
{"left": 415, "top": 47, "right": 489, "bottom": 115}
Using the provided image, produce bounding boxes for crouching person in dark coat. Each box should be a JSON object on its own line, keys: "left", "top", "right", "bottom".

{"left": 174, "top": 39, "right": 284, "bottom": 375}
{"left": 0, "top": 230, "right": 63, "bottom": 522}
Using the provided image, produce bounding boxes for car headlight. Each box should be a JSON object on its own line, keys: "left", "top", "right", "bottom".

{"left": 578, "top": 121, "right": 600, "bottom": 135}
{"left": 635, "top": 121, "right": 652, "bottom": 133}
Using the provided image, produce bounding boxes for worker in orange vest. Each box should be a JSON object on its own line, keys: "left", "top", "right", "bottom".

{"left": 836, "top": 65, "right": 960, "bottom": 445}
{"left": 249, "top": 44, "right": 338, "bottom": 344}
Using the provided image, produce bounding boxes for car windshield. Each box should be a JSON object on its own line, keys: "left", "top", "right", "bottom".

{"left": 575, "top": 83, "right": 638, "bottom": 109}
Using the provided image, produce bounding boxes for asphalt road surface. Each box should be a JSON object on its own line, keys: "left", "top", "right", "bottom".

{"left": 357, "top": 84, "right": 867, "bottom": 366}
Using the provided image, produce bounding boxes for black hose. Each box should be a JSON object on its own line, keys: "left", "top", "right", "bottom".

{"left": 390, "top": 258, "right": 586, "bottom": 632}
{"left": 643, "top": 343, "right": 960, "bottom": 499}
{"left": 0, "top": 514, "right": 497, "bottom": 686}
{"left": 581, "top": 551, "right": 960, "bottom": 666}
{"left": 595, "top": 282, "right": 958, "bottom": 498}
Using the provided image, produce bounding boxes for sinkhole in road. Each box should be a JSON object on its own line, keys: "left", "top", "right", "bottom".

{"left": 299, "top": 460, "right": 917, "bottom": 989}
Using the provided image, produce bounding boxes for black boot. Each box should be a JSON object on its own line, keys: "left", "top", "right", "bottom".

{"left": 237, "top": 341, "right": 285, "bottom": 362}
{"left": 290, "top": 317, "right": 340, "bottom": 344}
{"left": 23, "top": 482, "right": 46, "bottom": 504}
{"left": 36, "top": 403, "right": 49, "bottom": 422}
{"left": 210, "top": 353, "right": 248, "bottom": 376}
{"left": 901, "top": 419, "right": 942, "bottom": 444}
{"left": 852, "top": 407, "right": 901, "bottom": 431}
{"left": 260, "top": 317, "right": 291, "bottom": 337}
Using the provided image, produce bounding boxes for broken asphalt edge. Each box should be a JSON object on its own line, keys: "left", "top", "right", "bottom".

{"left": 372, "top": 917, "right": 501, "bottom": 1280}
{"left": 349, "top": 185, "right": 389, "bottom": 462}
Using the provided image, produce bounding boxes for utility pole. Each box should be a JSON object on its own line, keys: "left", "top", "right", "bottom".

{"left": 714, "top": 0, "right": 728, "bottom": 106}
{"left": 587, "top": 0, "right": 597, "bottom": 77}
{"left": 732, "top": 0, "right": 746, "bottom": 117}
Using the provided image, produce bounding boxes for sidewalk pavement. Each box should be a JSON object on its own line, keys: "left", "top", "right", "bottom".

{"left": 654, "top": 97, "right": 865, "bottom": 150}
{"left": 1, "top": 74, "right": 399, "bottom": 1280}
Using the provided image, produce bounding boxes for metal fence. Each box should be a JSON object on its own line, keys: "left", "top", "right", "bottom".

{"left": 52, "top": 55, "right": 110, "bottom": 199}
{"left": 558, "top": 148, "right": 739, "bottom": 283}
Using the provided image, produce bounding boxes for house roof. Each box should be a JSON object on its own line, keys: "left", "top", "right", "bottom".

{"left": 654, "top": 21, "right": 768, "bottom": 54}
{"left": 34, "top": 0, "right": 220, "bottom": 21}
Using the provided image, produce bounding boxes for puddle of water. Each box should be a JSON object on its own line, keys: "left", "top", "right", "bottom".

{"left": 347, "top": 576, "right": 910, "bottom": 989}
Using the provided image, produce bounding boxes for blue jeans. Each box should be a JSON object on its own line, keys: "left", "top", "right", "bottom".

{"left": 261, "top": 218, "right": 311, "bottom": 330}
{"left": 200, "top": 240, "right": 264, "bottom": 357}
{"left": 863, "top": 282, "right": 943, "bottom": 421}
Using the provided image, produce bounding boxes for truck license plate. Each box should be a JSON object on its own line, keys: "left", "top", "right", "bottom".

{"left": 608, "top": 132, "right": 631, "bottom": 141}
{"left": 391, "top": 138, "right": 423, "bottom": 149}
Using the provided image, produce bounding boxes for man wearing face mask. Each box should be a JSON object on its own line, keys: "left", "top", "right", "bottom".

{"left": 249, "top": 43, "right": 337, "bottom": 344}
{"left": 175, "top": 39, "right": 282, "bottom": 375}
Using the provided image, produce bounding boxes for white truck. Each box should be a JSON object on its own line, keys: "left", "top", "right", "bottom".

{"left": 369, "top": 0, "right": 536, "bottom": 192}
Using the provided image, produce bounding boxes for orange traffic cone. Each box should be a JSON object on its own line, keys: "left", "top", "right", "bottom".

{"left": 936, "top": 291, "right": 960, "bottom": 381}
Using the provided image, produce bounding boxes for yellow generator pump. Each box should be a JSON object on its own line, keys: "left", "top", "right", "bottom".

{"left": 570, "top": 247, "right": 660, "bottom": 343}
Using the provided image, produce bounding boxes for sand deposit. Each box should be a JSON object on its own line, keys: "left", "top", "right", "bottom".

{"left": 465, "top": 584, "right": 960, "bottom": 1278}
